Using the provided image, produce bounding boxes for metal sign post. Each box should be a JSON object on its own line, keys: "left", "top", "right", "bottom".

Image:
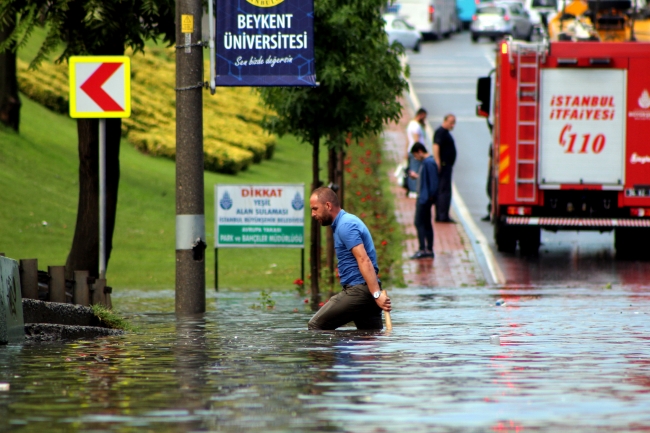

{"left": 208, "top": 0, "right": 216, "bottom": 94}
{"left": 99, "top": 118, "right": 106, "bottom": 279}
{"left": 69, "top": 56, "right": 131, "bottom": 281}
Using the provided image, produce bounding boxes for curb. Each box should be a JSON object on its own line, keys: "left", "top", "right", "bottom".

{"left": 401, "top": 59, "right": 505, "bottom": 286}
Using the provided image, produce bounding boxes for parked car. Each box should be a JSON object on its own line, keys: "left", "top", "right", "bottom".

{"left": 471, "top": 2, "right": 534, "bottom": 41}
{"left": 525, "top": 0, "right": 559, "bottom": 27}
{"left": 384, "top": 14, "right": 423, "bottom": 52}
{"left": 388, "top": 0, "right": 459, "bottom": 39}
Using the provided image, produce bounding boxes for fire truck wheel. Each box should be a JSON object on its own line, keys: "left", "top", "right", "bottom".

{"left": 615, "top": 228, "right": 650, "bottom": 260}
{"left": 495, "top": 222, "right": 517, "bottom": 253}
{"left": 519, "top": 227, "right": 541, "bottom": 256}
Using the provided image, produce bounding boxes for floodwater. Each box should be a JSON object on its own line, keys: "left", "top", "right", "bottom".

{"left": 1, "top": 286, "right": 649, "bottom": 432}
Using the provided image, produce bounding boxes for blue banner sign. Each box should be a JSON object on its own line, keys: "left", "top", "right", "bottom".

{"left": 216, "top": 0, "right": 316, "bottom": 86}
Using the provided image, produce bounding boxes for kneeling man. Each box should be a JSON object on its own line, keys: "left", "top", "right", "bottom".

{"left": 308, "top": 187, "right": 391, "bottom": 330}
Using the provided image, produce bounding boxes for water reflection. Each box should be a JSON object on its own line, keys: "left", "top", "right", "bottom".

{"left": 0, "top": 287, "right": 647, "bottom": 432}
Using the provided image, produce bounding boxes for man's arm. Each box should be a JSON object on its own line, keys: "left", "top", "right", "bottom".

{"left": 433, "top": 144, "right": 441, "bottom": 172}
{"left": 350, "top": 244, "right": 391, "bottom": 312}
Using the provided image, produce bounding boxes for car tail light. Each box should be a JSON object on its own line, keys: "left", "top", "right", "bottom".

{"left": 504, "top": 15, "right": 511, "bottom": 21}
{"left": 507, "top": 206, "right": 532, "bottom": 216}
{"left": 472, "top": 14, "right": 477, "bottom": 20}
{"left": 630, "top": 208, "right": 650, "bottom": 217}
{"left": 429, "top": 5, "right": 435, "bottom": 22}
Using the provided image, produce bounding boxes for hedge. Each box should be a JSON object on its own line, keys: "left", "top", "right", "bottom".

{"left": 16, "top": 47, "right": 275, "bottom": 174}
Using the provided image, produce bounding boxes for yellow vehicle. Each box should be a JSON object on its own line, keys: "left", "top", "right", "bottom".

{"left": 547, "top": 0, "right": 650, "bottom": 41}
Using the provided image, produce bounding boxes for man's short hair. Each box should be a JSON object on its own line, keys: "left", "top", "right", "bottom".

{"left": 410, "top": 142, "right": 427, "bottom": 154}
{"left": 311, "top": 186, "right": 340, "bottom": 207}
{"left": 443, "top": 113, "right": 455, "bottom": 121}
{"left": 416, "top": 108, "right": 427, "bottom": 116}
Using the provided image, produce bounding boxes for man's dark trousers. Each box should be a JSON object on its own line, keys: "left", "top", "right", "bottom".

{"left": 415, "top": 197, "right": 435, "bottom": 251}
{"left": 308, "top": 284, "right": 382, "bottom": 330}
{"left": 436, "top": 165, "right": 453, "bottom": 221}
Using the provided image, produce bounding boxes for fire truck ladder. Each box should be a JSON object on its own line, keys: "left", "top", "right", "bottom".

{"left": 513, "top": 42, "right": 544, "bottom": 202}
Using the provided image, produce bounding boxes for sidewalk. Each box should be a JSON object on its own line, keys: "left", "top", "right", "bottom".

{"left": 382, "top": 100, "right": 485, "bottom": 287}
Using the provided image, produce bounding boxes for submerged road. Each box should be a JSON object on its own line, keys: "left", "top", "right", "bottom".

{"left": 407, "top": 32, "right": 650, "bottom": 286}
{"left": 2, "top": 289, "right": 649, "bottom": 432}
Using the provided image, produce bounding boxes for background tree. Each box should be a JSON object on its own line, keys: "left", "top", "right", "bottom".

{"left": 0, "top": 0, "right": 175, "bottom": 279}
{"left": 258, "top": 0, "right": 408, "bottom": 308}
{"left": 0, "top": 15, "right": 20, "bottom": 131}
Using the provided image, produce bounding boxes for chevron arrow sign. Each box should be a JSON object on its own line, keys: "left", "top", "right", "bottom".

{"left": 69, "top": 56, "right": 131, "bottom": 118}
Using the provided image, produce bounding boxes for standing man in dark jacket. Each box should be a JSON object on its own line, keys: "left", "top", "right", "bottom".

{"left": 409, "top": 142, "right": 439, "bottom": 259}
{"left": 433, "top": 114, "right": 457, "bottom": 223}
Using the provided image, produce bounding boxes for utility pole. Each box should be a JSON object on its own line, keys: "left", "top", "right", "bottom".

{"left": 175, "top": 0, "right": 206, "bottom": 315}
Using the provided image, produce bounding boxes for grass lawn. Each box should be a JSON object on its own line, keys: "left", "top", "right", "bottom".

{"left": 5, "top": 29, "right": 405, "bottom": 303}
{"left": 0, "top": 96, "right": 325, "bottom": 293}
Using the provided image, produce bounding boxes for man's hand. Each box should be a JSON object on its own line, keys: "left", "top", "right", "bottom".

{"left": 409, "top": 170, "right": 419, "bottom": 179}
{"left": 376, "top": 291, "right": 391, "bottom": 312}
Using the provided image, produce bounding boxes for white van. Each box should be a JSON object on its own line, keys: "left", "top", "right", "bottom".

{"left": 524, "top": 0, "right": 559, "bottom": 27}
{"left": 390, "top": 0, "right": 460, "bottom": 39}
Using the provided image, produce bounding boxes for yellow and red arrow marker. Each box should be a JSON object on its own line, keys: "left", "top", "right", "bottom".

{"left": 69, "top": 56, "right": 131, "bottom": 119}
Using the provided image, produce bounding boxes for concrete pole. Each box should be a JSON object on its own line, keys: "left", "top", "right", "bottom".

{"left": 175, "top": 0, "right": 206, "bottom": 315}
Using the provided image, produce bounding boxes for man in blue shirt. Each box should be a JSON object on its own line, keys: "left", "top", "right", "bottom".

{"left": 307, "top": 187, "right": 392, "bottom": 330}
{"left": 409, "top": 142, "right": 439, "bottom": 259}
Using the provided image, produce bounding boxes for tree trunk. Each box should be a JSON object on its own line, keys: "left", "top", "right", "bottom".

{"left": 326, "top": 147, "right": 337, "bottom": 294}
{"left": 105, "top": 118, "right": 121, "bottom": 267}
{"left": 337, "top": 149, "right": 345, "bottom": 209}
{"left": 65, "top": 118, "right": 121, "bottom": 279}
{"left": 0, "top": 19, "right": 21, "bottom": 132}
{"left": 310, "top": 132, "right": 321, "bottom": 310}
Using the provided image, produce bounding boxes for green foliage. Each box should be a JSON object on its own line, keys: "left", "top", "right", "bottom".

{"left": 344, "top": 136, "right": 405, "bottom": 288}
{"left": 91, "top": 304, "right": 136, "bottom": 331}
{"left": 0, "top": 0, "right": 175, "bottom": 67}
{"left": 258, "top": 0, "right": 408, "bottom": 148}
{"left": 14, "top": 46, "right": 277, "bottom": 174}
{"left": 0, "top": 97, "right": 317, "bottom": 292}
{"left": 251, "top": 290, "right": 276, "bottom": 309}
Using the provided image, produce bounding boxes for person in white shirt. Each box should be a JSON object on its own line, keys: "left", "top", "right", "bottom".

{"left": 405, "top": 108, "right": 429, "bottom": 198}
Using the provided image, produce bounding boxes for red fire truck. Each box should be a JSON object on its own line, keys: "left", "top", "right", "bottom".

{"left": 477, "top": 38, "right": 650, "bottom": 257}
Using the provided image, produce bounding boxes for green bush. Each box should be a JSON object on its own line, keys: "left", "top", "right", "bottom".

{"left": 16, "top": 47, "right": 275, "bottom": 174}
{"left": 344, "top": 136, "right": 405, "bottom": 288}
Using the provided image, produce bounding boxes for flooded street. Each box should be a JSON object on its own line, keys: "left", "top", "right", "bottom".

{"left": 1, "top": 286, "right": 648, "bottom": 432}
